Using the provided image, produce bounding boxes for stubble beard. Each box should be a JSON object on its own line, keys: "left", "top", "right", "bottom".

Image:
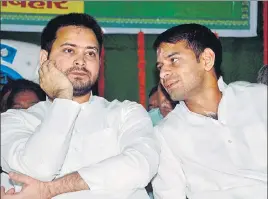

{"left": 71, "top": 77, "right": 94, "bottom": 97}
{"left": 64, "top": 67, "right": 95, "bottom": 97}
{"left": 169, "top": 77, "right": 203, "bottom": 102}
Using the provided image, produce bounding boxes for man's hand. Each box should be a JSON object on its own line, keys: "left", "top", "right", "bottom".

{"left": 4, "top": 171, "right": 89, "bottom": 199}
{"left": 3, "top": 172, "right": 51, "bottom": 199}
{"left": 1, "top": 186, "right": 16, "bottom": 199}
{"left": 39, "top": 60, "right": 73, "bottom": 100}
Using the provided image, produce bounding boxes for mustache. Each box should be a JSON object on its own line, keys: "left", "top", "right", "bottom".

{"left": 64, "top": 66, "right": 90, "bottom": 75}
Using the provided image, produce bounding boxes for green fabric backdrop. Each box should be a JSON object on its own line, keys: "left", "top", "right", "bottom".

{"left": 1, "top": 1, "right": 255, "bottom": 35}
{"left": 1, "top": 32, "right": 263, "bottom": 106}
{"left": 1, "top": 2, "right": 263, "bottom": 106}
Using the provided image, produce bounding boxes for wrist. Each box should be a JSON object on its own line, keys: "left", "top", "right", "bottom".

{"left": 44, "top": 181, "right": 55, "bottom": 199}
{"left": 56, "top": 90, "right": 73, "bottom": 100}
{"left": 57, "top": 94, "right": 73, "bottom": 100}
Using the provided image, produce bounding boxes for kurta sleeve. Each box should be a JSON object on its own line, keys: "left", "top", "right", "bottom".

{"left": 78, "top": 101, "right": 160, "bottom": 191}
{"left": 1, "top": 99, "right": 81, "bottom": 181}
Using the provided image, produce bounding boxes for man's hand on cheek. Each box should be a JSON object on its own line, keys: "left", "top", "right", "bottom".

{"left": 39, "top": 60, "right": 73, "bottom": 100}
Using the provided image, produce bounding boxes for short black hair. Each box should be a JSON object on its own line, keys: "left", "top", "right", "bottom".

{"left": 148, "top": 85, "right": 158, "bottom": 98}
{"left": 257, "top": 65, "right": 268, "bottom": 85}
{"left": 0, "top": 79, "right": 14, "bottom": 97}
{"left": 153, "top": 23, "right": 222, "bottom": 79}
{"left": 6, "top": 79, "right": 46, "bottom": 109}
{"left": 41, "top": 13, "right": 103, "bottom": 55}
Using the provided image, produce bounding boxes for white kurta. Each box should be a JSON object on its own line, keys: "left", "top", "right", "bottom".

{"left": 153, "top": 79, "right": 267, "bottom": 199}
{"left": 1, "top": 96, "right": 160, "bottom": 199}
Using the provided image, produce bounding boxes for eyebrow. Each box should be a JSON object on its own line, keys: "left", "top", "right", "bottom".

{"left": 155, "top": 52, "right": 180, "bottom": 67}
{"left": 60, "top": 43, "right": 99, "bottom": 52}
{"left": 167, "top": 52, "right": 180, "bottom": 58}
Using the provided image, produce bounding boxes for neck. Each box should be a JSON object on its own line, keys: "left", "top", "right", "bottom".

{"left": 184, "top": 77, "right": 222, "bottom": 117}
{"left": 48, "top": 93, "right": 91, "bottom": 104}
{"left": 73, "top": 92, "right": 91, "bottom": 104}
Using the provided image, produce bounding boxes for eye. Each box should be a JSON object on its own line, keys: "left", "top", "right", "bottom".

{"left": 156, "top": 64, "right": 163, "bottom": 71}
{"left": 63, "top": 48, "right": 74, "bottom": 54}
{"left": 171, "top": 58, "right": 179, "bottom": 63}
{"left": 86, "top": 51, "right": 96, "bottom": 57}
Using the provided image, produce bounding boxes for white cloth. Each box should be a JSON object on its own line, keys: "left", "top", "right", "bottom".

{"left": 152, "top": 78, "right": 267, "bottom": 199}
{"left": 1, "top": 96, "right": 160, "bottom": 199}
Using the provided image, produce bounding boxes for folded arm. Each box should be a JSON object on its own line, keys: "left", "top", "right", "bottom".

{"left": 77, "top": 101, "right": 160, "bottom": 191}
{"left": 4, "top": 101, "right": 159, "bottom": 197}
{"left": 1, "top": 99, "right": 81, "bottom": 181}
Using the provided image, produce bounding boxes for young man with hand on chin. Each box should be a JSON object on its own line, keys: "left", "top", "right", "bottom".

{"left": 1, "top": 13, "right": 159, "bottom": 199}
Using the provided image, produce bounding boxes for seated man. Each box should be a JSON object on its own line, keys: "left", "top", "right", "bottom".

{"left": 1, "top": 13, "right": 159, "bottom": 199}
{"left": 148, "top": 84, "right": 177, "bottom": 126}
{"left": 2, "top": 79, "right": 46, "bottom": 111}
{"left": 152, "top": 24, "right": 267, "bottom": 199}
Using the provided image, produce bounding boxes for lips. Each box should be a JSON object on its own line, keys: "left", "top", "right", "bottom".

{"left": 69, "top": 71, "right": 87, "bottom": 76}
{"left": 165, "top": 80, "right": 179, "bottom": 90}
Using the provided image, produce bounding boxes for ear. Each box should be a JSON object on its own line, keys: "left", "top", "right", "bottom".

{"left": 40, "top": 50, "right": 48, "bottom": 66}
{"left": 200, "top": 48, "right": 215, "bottom": 72}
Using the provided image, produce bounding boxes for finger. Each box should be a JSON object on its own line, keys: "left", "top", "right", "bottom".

{"left": 40, "top": 60, "right": 50, "bottom": 73}
{"left": 1, "top": 186, "right": 5, "bottom": 194}
{"left": 47, "top": 60, "right": 57, "bottom": 70}
{"left": 39, "top": 77, "right": 45, "bottom": 88}
{"left": 38, "top": 68, "right": 44, "bottom": 78}
{"left": 9, "top": 172, "right": 33, "bottom": 185}
{"left": 39, "top": 82, "right": 44, "bottom": 90}
{"left": 41, "top": 59, "right": 50, "bottom": 68}
{"left": 6, "top": 188, "right": 15, "bottom": 194}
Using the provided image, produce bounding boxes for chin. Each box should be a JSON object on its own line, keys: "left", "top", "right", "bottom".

{"left": 72, "top": 79, "right": 90, "bottom": 85}
{"left": 170, "top": 93, "right": 183, "bottom": 101}
{"left": 71, "top": 77, "right": 88, "bottom": 82}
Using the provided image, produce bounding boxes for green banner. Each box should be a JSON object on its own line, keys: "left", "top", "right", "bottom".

{"left": 0, "top": 1, "right": 257, "bottom": 37}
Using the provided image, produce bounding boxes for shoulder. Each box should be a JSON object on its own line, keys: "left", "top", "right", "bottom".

{"left": 226, "top": 81, "right": 267, "bottom": 101}
{"left": 154, "top": 105, "right": 185, "bottom": 139}
{"left": 227, "top": 81, "right": 267, "bottom": 93}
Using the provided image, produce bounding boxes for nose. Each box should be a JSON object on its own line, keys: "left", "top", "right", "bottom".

{"left": 159, "top": 65, "right": 171, "bottom": 80}
{"left": 74, "top": 54, "right": 86, "bottom": 67}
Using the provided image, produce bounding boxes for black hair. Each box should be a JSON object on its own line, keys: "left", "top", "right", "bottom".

{"left": 0, "top": 79, "right": 14, "bottom": 98}
{"left": 41, "top": 13, "right": 103, "bottom": 55}
{"left": 148, "top": 85, "right": 158, "bottom": 98}
{"left": 257, "top": 65, "right": 268, "bottom": 85}
{"left": 153, "top": 23, "right": 222, "bottom": 79}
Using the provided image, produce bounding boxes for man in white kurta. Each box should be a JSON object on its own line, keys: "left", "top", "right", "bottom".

{"left": 1, "top": 13, "right": 159, "bottom": 199}
{"left": 152, "top": 23, "right": 267, "bottom": 199}
{"left": 153, "top": 78, "right": 267, "bottom": 199}
{"left": 2, "top": 96, "right": 159, "bottom": 199}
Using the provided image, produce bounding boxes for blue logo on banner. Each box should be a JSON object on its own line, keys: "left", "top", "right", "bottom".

{"left": 1, "top": 44, "right": 17, "bottom": 64}
{"left": 0, "top": 64, "right": 22, "bottom": 85}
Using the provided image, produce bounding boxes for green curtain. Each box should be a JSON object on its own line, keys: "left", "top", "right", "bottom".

{"left": 1, "top": 1, "right": 264, "bottom": 106}
{"left": 1, "top": 32, "right": 263, "bottom": 106}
